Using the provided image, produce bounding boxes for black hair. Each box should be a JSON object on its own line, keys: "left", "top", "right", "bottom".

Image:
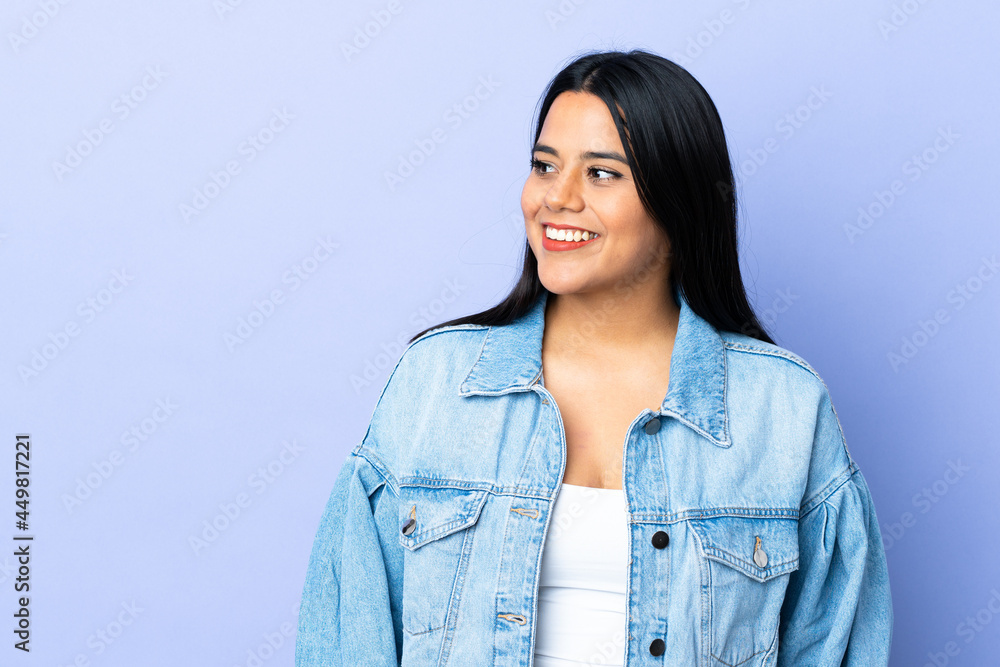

{"left": 408, "top": 48, "right": 775, "bottom": 345}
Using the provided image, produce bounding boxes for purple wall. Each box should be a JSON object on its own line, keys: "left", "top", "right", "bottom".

{"left": 2, "top": 1, "right": 997, "bottom": 665}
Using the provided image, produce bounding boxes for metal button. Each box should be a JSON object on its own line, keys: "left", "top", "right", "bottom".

{"left": 753, "top": 535, "right": 768, "bottom": 568}
{"left": 644, "top": 418, "right": 661, "bottom": 435}
{"left": 649, "top": 638, "right": 665, "bottom": 656}
{"left": 651, "top": 531, "right": 669, "bottom": 549}
{"left": 401, "top": 518, "right": 416, "bottom": 536}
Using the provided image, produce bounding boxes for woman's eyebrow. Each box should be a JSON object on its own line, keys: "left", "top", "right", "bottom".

{"left": 532, "top": 143, "right": 628, "bottom": 165}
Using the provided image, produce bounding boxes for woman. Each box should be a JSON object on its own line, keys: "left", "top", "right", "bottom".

{"left": 296, "top": 49, "right": 893, "bottom": 666}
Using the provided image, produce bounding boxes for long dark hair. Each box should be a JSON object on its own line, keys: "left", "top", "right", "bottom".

{"left": 408, "top": 48, "right": 775, "bottom": 345}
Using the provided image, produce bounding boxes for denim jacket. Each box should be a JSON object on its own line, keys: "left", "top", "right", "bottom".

{"left": 296, "top": 286, "right": 893, "bottom": 666}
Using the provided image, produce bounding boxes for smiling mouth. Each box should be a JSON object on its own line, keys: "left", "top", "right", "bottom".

{"left": 543, "top": 224, "right": 600, "bottom": 242}
{"left": 540, "top": 224, "right": 601, "bottom": 252}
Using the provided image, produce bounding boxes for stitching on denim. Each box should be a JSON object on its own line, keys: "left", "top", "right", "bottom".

{"left": 692, "top": 526, "right": 711, "bottom": 666}
{"left": 403, "top": 622, "right": 445, "bottom": 637}
{"left": 799, "top": 462, "right": 858, "bottom": 518}
{"left": 660, "top": 408, "right": 730, "bottom": 448}
{"left": 709, "top": 608, "right": 780, "bottom": 666}
{"left": 711, "top": 646, "right": 765, "bottom": 667}
{"left": 702, "top": 551, "right": 799, "bottom": 582}
{"left": 761, "top": 614, "right": 781, "bottom": 665}
{"left": 492, "top": 488, "right": 530, "bottom": 665}
{"left": 632, "top": 507, "right": 801, "bottom": 524}
{"left": 399, "top": 477, "right": 568, "bottom": 501}
{"left": 726, "top": 339, "right": 860, "bottom": 470}
{"left": 437, "top": 523, "right": 478, "bottom": 666}
{"left": 399, "top": 477, "right": 492, "bottom": 491}
{"left": 399, "top": 476, "right": 574, "bottom": 499}
{"left": 688, "top": 517, "right": 800, "bottom": 584}
{"left": 510, "top": 507, "right": 540, "bottom": 518}
{"left": 459, "top": 325, "right": 493, "bottom": 391}
{"left": 722, "top": 341, "right": 822, "bottom": 383}
{"left": 397, "top": 496, "right": 483, "bottom": 646}
{"left": 394, "top": 481, "right": 811, "bottom": 518}
{"left": 403, "top": 514, "right": 473, "bottom": 547}
{"left": 704, "top": 559, "right": 785, "bottom": 667}
{"left": 822, "top": 379, "right": 854, "bottom": 461}
{"left": 413, "top": 322, "right": 489, "bottom": 348}
{"left": 720, "top": 338, "right": 731, "bottom": 445}
{"left": 525, "top": 472, "right": 559, "bottom": 660}
{"left": 358, "top": 323, "right": 486, "bottom": 477}
{"left": 512, "top": 392, "right": 547, "bottom": 492}
{"left": 354, "top": 447, "right": 400, "bottom": 497}
{"left": 400, "top": 492, "right": 488, "bottom": 548}
{"left": 723, "top": 338, "right": 861, "bottom": 465}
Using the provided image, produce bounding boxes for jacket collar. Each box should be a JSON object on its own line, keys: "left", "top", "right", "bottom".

{"left": 459, "top": 286, "right": 731, "bottom": 447}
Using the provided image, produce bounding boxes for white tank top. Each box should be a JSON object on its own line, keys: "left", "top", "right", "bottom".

{"left": 533, "top": 482, "right": 630, "bottom": 666}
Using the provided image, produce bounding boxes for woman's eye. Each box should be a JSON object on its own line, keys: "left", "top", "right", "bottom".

{"left": 529, "top": 159, "right": 618, "bottom": 181}
{"left": 590, "top": 167, "right": 618, "bottom": 181}
{"left": 530, "top": 158, "right": 552, "bottom": 174}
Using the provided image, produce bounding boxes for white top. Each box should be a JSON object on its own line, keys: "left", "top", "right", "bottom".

{"left": 533, "top": 482, "right": 630, "bottom": 667}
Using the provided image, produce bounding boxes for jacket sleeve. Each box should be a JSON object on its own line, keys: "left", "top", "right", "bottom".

{"left": 776, "top": 389, "right": 894, "bottom": 665}
{"left": 295, "top": 445, "right": 405, "bottom": 666}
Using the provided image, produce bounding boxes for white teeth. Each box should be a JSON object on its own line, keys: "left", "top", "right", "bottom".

{"left": 545, "top": 225, "right": 597, "bottom": 242}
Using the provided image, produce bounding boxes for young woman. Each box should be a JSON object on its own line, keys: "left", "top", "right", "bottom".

{"left": 297, "top": 49, "right": 893, "bottom": 667}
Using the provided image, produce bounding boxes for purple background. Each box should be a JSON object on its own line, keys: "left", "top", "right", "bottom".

{"left": 2, "top": 1, "right": 998, "bottom": 665}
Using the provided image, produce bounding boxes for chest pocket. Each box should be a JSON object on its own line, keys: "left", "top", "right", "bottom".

{"left": 397, "top": 483, "right": 489, "bottom": 642}
{"left": 691, "top": 516, "right": 800, "bottom": 667}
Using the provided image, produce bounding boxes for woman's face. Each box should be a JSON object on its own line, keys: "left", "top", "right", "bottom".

{"left": 521, "top": 91, "right": 670, "bottom": 297}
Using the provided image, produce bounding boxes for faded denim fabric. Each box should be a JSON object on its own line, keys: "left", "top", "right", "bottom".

{"left": 296, "top": 285, "right": 893, "bottom": 666}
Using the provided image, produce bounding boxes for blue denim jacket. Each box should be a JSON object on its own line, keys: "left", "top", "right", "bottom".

{"left": 296, "top": 286, "right": 893, "bottom": 666}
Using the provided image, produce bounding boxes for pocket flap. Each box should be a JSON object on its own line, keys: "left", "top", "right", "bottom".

{"left": 692, "top": 516, "right": 799, "bottom": 582}
{"left": 397, "top": 484, "right": 489, "bottom": 551}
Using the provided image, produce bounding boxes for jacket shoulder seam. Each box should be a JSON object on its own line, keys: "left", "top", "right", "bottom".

{"left": 353, "top": 445, "right": 400, "bottom": 498}
{"left": 724, "top": 340, "right": 859, "bottom": 465}
{"left": 409, "top": 323, "right": 489, "bottom": 347}
{"left": 722, "top": 340, "right": 823, "bottom": 385}
{"left": 354, "top": 325, "right": 484, "bottom": 473}
{"left": 799, "top": 461, "right": 859, "bottom": 518}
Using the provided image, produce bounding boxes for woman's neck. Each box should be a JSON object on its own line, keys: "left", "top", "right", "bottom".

{"left": 542, "top": 282, "right": 680, "bottom": 360}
